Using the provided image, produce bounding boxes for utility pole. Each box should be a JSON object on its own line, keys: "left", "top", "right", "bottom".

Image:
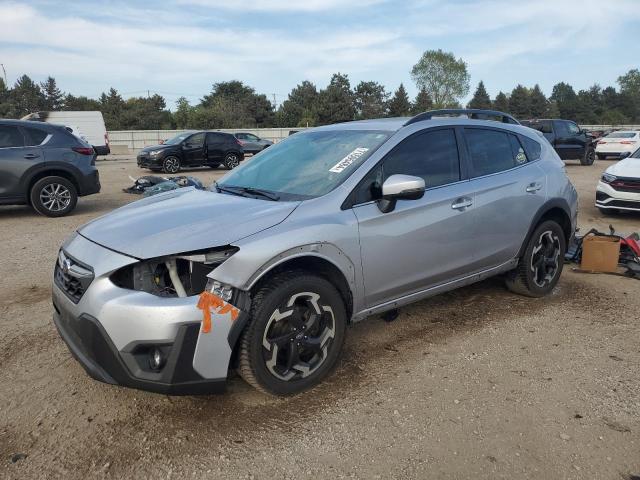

{"left": 0, "top": 64, "right": 7, "bottom": 86}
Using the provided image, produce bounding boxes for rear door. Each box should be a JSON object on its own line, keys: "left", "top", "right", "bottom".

{"left": 353, "top": 127, "right": 477, "bottom": 307}
{"left": 206, "top": 133, "right": 225, "bottom": 163}
{"left": 0, "top": 125, "right": 44, "bottom": 200}
{"left": 182, "top": 132, "right": 206, "bottom": 166}
{"left": 464, "top": 127, "right": 547, "bottom": 271}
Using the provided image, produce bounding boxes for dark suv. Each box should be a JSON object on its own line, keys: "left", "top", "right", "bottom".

{"left": 0, "top": 119, "right": 100, "bottom": 217}
{"left": 521, "top": 119, "right": 596, "bottom": 165}
{"left": 137, "top": 131, "right": 244, "bottom": 173}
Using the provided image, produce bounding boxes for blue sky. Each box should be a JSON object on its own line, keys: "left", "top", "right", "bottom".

{"left": 0, "top": 0, "right": 639, "bottom": 110}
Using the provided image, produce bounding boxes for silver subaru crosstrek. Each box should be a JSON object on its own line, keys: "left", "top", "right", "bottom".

{"left": 52, "top": 109, "right": 578, "bottom": 396}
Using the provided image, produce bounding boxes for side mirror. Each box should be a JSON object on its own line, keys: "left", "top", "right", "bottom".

{"left": 619, "top": 151, "right": 631, "bottom": 159}
{"left": 378, "top": 174, "right": 426, "bottom": 213}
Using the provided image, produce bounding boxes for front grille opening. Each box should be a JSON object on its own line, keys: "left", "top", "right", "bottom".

{"left": 55, "top": 264, "right": 93, "bottom": 303}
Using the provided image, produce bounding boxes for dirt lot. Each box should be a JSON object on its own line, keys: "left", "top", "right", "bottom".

{"left": 1, "top": 157, "right": 639, "bottom": 479}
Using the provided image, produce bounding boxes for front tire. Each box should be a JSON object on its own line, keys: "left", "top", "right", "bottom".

{"left": 223, "top": 153, "right": 241, "bottom": 170}
{"left": 505, "top": 220, "right": 566, "bottom": 297}
{"left": 30, "top": 176, "right": 78, "bottom": 217}
{"left": 238, "top": 271, "right": 347, "bottom": 396}
{"left": 581, "top": 148, "right": 595, "bottom": 165}
{"left": 162, "top": 156, "right": 181, "bottom": 174}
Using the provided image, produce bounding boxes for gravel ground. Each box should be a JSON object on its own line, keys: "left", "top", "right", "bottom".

{"left": 1, "top": 157, "right": 639, "bottom": 479}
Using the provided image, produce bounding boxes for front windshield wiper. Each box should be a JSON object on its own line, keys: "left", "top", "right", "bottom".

{"left": 215, "top": 183, "right": 280, "bottom": 201}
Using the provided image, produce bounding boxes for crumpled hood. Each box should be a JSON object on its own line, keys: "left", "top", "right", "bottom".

{"left": 79, "top": 188, "right": 299, "bottom": 259}
{"left": 606, "top": 158, "right": 640, "bottom": 178}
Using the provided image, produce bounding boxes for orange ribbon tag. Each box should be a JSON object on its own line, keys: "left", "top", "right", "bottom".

{"left": 197, "top": 291, "right": 239, "bottom": 333}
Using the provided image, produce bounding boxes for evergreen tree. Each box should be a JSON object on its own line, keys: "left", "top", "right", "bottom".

{"left": 173, "top": 97, "right": 192, "bottom": 129}
{"left": 467, "top": 81, "right": 492, "bottom": 109}
{"left": 276, "top": 80, "right": 319, "bottom": 127}
{"left": 317, "top": 73, "right": 355, "bottom": 124}
{"left": 63, "top": 94, "right": 101, "bottom": 111}
{"left": 508, "top": 84, "right": 531, "bottom": 118}
{"left": 550, "top": 82, "right": 579, "bottom": 120}
{"left": 40, "top": 76, "right": 64, "bottom": 110}
{"left": 492, "top": 91, "right": 509, "bottom": 113}
{"left": 411, "top": 88, "right": 433, "bottom": 114}
{"left": 529, "top": 84, "right": 548, "bottom": 118}
{"left": 387, "top": 83, "right": 411, "bottom": 117}
{"left": 0, "top": 77, "right": 10, "bottom": 117}
{"left": 10, "top": 74, "right": 45, "bottom": 117}
{"left": 353, "top": 81, "right": 388, "bottom": 119}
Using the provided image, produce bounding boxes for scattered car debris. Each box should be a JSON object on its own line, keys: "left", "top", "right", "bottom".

{"left": 10, "top": 453, "right": 27, "bottom": 463}
{"left": 123, "top": 175, "right": 205, "bottom": 197}
{"left": 565, "top": 226, "right": 640, "bottom": 279}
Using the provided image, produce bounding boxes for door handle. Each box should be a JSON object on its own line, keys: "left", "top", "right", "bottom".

{"left": 24, "top": 153, "right": 40, "bottom": 159}
{"left": 526, "top": 182, "right": 542, "bottom": 193}
{"left": 451, "top": 198, "right": 473, "bottom": 210}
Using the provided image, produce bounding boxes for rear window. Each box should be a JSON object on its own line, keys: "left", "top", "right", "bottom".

{"left": 0, "top": 125, "right": 24, "bottom": 148}
{"left": 23, "top": 127, "right": 49, "bottom": 146}
{"left": 465, "top": 128, "right": 523, "bottom": 177}
{"left": 605, "top": 132, "right": 637, "bottom": 139}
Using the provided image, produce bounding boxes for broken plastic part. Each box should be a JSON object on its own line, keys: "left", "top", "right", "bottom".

{"left": 165, "top": 258, "right": 187, "bottom": 298}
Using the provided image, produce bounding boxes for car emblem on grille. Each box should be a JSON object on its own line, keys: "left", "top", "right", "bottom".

{"left": 62, "top": 258, "right": 72, "bottom": 275}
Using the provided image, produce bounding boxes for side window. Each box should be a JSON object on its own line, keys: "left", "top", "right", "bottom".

{"left": 519, "top": 135, "right": 541, "bottom": 161}
{"left": 353, "top": 165, "right": 383, "bottom": 205}
{"left": 247, "top": 134, "right": 259, "bottom": 141}
{"left": 22, "top": 127, "right": 48, "bottom": 146}
{"left": 235, "top": 133, "right": 246, "bottom": 140}
{"left": 382, "top": 128, "right": 461, "bottom": 188}
{"left": 0, "top": 126, "right": 24, "bottom": 148}
{"left": 567, "top": 122, "right": 580, "bottom": 135}
{"left": 554, "top": 121, "right": 570, "bottom": 137}
{"left": 207, "top": 133, "right": 222, "bottom": 145}
{"left": 465, "top": 128, "right": 518, "bottom": 177}
{"left": 187, "top": 132, "right": 205, "bottom": 147}
{"left": 540, "top": 121, "right": 553, "bottom": 134}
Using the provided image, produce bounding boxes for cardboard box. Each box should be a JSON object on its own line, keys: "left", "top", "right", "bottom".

{"left": 581, "top": 235, "right": 620, "bottom": 273}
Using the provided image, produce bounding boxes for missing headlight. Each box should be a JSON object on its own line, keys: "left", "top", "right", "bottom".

{"left": 110, "top": 247, "right": 238, "bottom": 297}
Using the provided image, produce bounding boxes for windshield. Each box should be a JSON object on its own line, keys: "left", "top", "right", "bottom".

{"left": 163, "top": 133, "right": 192, "bottom": 145}
{"left": 217, "top": 129, "right": 391, "bottom": 200}
{"left": 605, "top": 132, "right": 637, "bottom": 139}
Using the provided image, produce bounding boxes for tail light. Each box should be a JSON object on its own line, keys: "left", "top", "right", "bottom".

{"left": 236, "top": 139, "right": 243, "bottom": 146}
{"left": 104, "top": 132, "right": 109, "bottom": 145}
{"left": 620, "top": 141, "right": 634, "bottom": 144}
{"left": 598, "top": 140, "right": 607, "bottom": 144}
{"left": 73, "top": 147, "right": 95, "bottom": 155}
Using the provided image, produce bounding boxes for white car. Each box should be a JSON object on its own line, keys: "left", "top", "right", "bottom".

{"left": 596, "top": 131, "right": 640, "bottom": 160}
{"left": 596, "top": 148, "right": 640, "bottom": 214}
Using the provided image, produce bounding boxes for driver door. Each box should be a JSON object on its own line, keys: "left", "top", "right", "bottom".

{"left": 182, "top": 132, "right": 206, "bottom": 166}
{"left": 351, "top": 127, "right": 476, "bottom": 308}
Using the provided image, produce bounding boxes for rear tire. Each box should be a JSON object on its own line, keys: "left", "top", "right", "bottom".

{"left": 30, "top": 176, "right": 78, "bottom": 217}
{"left": 238, "top": 271, "right": 347, "bottom": 396}
{"left": 162, "top": 156, "right": 181, "bottom": 174}
{"left": 223, "top": 153, "right": 241, "bottom": 170}
{"left": 505, "top": 220, "right": 566, "bottom": 297}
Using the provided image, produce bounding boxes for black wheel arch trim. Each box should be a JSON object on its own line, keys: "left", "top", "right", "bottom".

{"left": 23, "top": 164, "right": 82, "bottom": 196}
{"left": 517, "top": 198, "right": 573, "bottom": 258}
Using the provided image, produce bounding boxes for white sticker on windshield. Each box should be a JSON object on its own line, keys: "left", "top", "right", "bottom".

{"left": 329, "top": 147, "right": 369, "bottom": 173}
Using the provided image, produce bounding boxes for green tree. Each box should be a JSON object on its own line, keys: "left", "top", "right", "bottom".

{"left": 10, "top": 74, "right": 45, "bottom": 117}
{"left": 550, "top": 82, "right": 578, "bottom": 120}
{"left": 492, "top": 91, "right": 509, "bottom": 113}
{"left": 276, "top": 80, "right": 319, "bottom": 127}
{"left": 529, "top": 84, "right": 548, "bottom": 118}
{"left": 411, "top": 87, "right": 434, "bottom": 114}
{"left": 467, "top": 81, "right": 492, "bottom": 109}
{"left": 99, "top": 88, "right": 125, "bottom": 129}
{"left": 410, "top": 49, "right": 470, "bottom": 108}
{"left": 119, "top": 94, "right": 173, "bottom": 130}
{"left": 387, "top": 83, "right": 412, "bottom": 117}
{"left": 317, "top": 73, "right": 355, "bottom": 124}
{"left": 63, "top": 94, "right": 101, "bottom": 111}
{"left": 508, "top": 84, "right": 531, "bottom": 119}
{"left": 173, "top": 97, "right": 193, "bottom": 129}
{"left": 200, "top": 80, "right": 274, "bottom": 128}
{"left": 40, "top": 77, "right": 64, "bottom": 110}
{"left": 353, "top": 81, "right": 388, "bottom": 119}
{"left": 0, "top": 77, "right": 10, "bottom": 117}
{"left": 617, "top": 69, "right": 640, "bottom": 122}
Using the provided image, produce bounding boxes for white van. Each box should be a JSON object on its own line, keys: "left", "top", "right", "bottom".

{"left": 21, "top": 111, "right": 110, "bottom": 155}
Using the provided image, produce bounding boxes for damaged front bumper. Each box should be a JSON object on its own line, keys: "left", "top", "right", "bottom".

{"left": 52, "top": 233, "right": 248, "bottom": 395}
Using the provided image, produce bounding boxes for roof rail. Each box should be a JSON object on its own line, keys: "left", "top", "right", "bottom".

{"left": 404, "top": 109, "right": 520, "bottom": 126}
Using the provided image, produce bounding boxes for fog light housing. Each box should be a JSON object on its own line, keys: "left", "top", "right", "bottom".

{"left": 149, "top": 347, "right": 166, "bottom": 371}
{"left": 206, "top": 278, "right": 234, "bottom": 302}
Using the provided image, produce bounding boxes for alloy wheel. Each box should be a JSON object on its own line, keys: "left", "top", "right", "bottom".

{"left": 225, "top": 154, "right": 240, "bottom": 169}
{"left": 261, "top": 292, "right": 336, "bottom": 381}
{"left": 530, "top": 230, "right": 561, "bottom": 288}
{"left": 164, "top": 157, "right": 180, "bottom": 173}
{"left": 40, "top": 183, "right": 72, "bottom": 212}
